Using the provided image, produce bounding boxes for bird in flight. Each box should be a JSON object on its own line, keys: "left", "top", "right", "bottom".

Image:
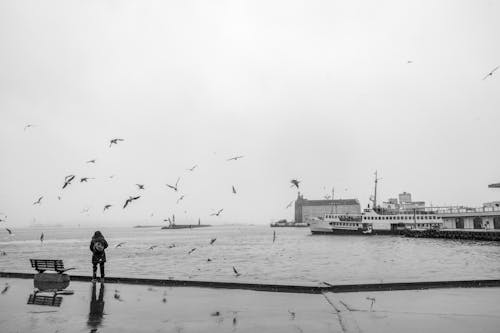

{"left": 40, "top": 233, "right": 44, "bottom": 243}
{"left": 483, "top": 66, "right": 499, "bottom": 80}
{"left": 227, "top": 155, "right": 244, "bottom": 161}
{"left": 211, "top": 209, "right": 223, "bottom": 217}
{"left": 210, "top": 238, "right": 217, "bottom": 245}
{"left": 115, "top": 242, "right": 126, "bottom": 248}
{"left": 62, "top": 175, "right": 76, "bottom": 189}
{"left": 24, "top": 124, "right": 34, "bottom": 131}
{"left": 187, "top": 165, "right": 198, "bottom": 172}
{"left": 188, "top": 248, "right": 197, "bottom": 254}
{"left": 1, "top": 283, "right": 9, "bottom": 294}
{"left": 33, "top": 196, "right": 43, "bottom": 205}
{"left": 123, "top": 196, "right": 140, "bottom": 208}
{"left": 166, "top": 178, "right": 180, "bottom": 192}
{"left": 103, "top": 204, "right": 112, "bottom": 212}
{"left": 109, "top": 138, "right": 124, "bottom": 147}
{"left": 232, "top": 186, "right": 237, "bottom": 194}
{"left": 290, "top": 179, "right": 300, "bottom": 189}
{"left": 136, "top": 184, "right": 145, "bottom": 190}
{"left": 80, "top": 177, "right": 95, "bottom": 182}
{"left": 149, "top": 245, "right": 158, "bottom": 250}
{"left": 86, "top": 159, "right": 96, "bottom": 164}
{"left": 273, "top": 230, "right": 276, "bottom": 243}
{"left": 0, "top": 218, "right": 5, "bottom": 223}
{"left": 176, "top": 195, "right": 185, "bottom": 204}
{"left": 286, "top": 200, "right": 293, "bottom": 209}
{"left": 5, "top": 228, "right": 12, "bottom": 235}
{"left": 232, "top": 266, "right": 241, "bottom": 277}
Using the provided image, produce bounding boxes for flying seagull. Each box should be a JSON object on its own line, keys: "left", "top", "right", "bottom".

{"left": 149, "top": 245, "right": 158, "bottom": 250}
{"left": 0, "top": 218, "right": 5, "bottom": 223}
{"left": 136, "top": 184, "right": 145, "bottom": 190}
{"left": 211, "top": 209, "right": 223, "bottom": 217}
{"left": 273, "top": 230, "right": 276, "bottom": 243}
{"left": 210, "top": 238, "right": 217, "bottom": 245}
{"left": 176, "top": 195, "right": 185, "bottom": 204}
{"left": 5, "top": 228, "right": 12, "bottom": 235}
{"left": 187, "top": 165, "right": 198, "bottom": 172}
{"left": 483, "top": 66, "right": 499, "bottom": 80}
{"left": 290, "top": 179, "right": 300, "bottom": 189}
{"left": 123, "top": 196, "right": 140, "bottom": 209}
{"left": 232, "top": 186, "right": 237, "bottom": 194}
{"left": 80, "top": 177, "right": 95, "bottom": 182}
{"left": 62, "top": 175, "right": 76, "bottom": 189}
{"left": 188, "top": 248, "right": 196, "bottom": 254}
{"left": 40, "top": 232, "right": 44, "bottom": 243}
{"left": 232, "top": 266, "right": 241, "bottom": 277}
{"left": 103, "top": 204, "right": 112, "bottom": 212}
{"left": 166, "top": 178, "right": 180, "bottom": 192}
{"left": 33, "top": 196, "right": 43, "bottom": 205}
{"left": 1, "top": 283, "right": 9, "bottom": 294}
{"left": 115, "top": 242, "right": 126, "bottom": 248}
{"left": 286, "top": 200, "right": 293, "bottom": 209}
{"left": 109, "top": 138, "right": 124, "bottom": 147}
{"left": 86, "top": 159, "right": 96, "bottom": 164}
{"left": 24, "top": 124, "right": 34, "bottom": 131}
{"left": 227, "top": 155, "right": 244, "bottom": 161}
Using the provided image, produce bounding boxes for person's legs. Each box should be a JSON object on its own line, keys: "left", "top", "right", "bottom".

{"left": 99, "top": 262, "right": 105, "bottom": 279}
{"left": 92, "top": 263, "right": 97, "bottom": 280}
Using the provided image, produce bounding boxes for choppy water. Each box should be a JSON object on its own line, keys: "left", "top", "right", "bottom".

{"left": 1, "top": 225, "right": 500, "bottom": 284}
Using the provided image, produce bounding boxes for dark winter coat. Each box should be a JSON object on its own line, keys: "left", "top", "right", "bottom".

{"left": 90, "top": 231, "right": 108, "bottom": 264}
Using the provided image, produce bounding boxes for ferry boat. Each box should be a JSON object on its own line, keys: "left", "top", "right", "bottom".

{"left": 308, "top": 171, "right": 443, "bottom": 235}
{"left": 308, "top": 208, "right": 443, "bottom": 235}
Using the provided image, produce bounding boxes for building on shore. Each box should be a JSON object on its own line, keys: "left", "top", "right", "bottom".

{"left": 381, "top": 192, "right": 426, "bottom": 211}
{"left": 294, "top": 192, "right": 360, "bottom": 223}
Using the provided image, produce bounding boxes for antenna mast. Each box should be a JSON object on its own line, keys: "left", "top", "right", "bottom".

{"left": 373, "top": 171, "right": 382, "bottom": 209}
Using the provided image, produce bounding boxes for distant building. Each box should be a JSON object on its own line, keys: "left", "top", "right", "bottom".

{"left": 398, "top": 192, "right": 412, "bottom": 204}
{"left": 294, "top": 193, "right": 361, "bottom": 223}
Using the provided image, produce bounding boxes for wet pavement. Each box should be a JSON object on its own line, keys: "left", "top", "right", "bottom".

{"left": 1, "top": 277, "right": 500, "bottom": 332}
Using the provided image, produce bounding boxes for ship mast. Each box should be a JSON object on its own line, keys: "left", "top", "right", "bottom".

{"left": 372, "top": 171, "right": 381, "bottom": 209}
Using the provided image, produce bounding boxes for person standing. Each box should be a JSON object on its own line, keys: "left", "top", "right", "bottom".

{"left": 90, "top": 231, "right": 108, "bottom": 281}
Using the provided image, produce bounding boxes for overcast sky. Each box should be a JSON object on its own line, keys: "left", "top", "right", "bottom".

{"left": 1, "top": 0, "right": 499, "bottom": 227}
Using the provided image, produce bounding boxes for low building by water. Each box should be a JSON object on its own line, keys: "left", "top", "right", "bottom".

{"left": 294, "top": 192, "right": 360, "bottom": 223}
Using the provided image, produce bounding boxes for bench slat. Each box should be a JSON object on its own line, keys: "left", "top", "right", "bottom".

{"left": 30, "top": 259, "right": 67, "bottom": 273}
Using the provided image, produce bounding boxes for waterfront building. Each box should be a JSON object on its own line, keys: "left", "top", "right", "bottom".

{"left": 294, "top": 192, "right": 360, "bottom": 223}
{"left": 399, "top": 192, "right": 412, "bottom": 204}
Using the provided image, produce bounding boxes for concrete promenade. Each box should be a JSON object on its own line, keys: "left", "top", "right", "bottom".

{"left": 1, "top": 275, "right": 500, "bottom": 332}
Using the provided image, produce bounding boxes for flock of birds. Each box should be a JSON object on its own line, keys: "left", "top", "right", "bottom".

{"left": 0, "top": 132, "right": 306, "bottom": 278}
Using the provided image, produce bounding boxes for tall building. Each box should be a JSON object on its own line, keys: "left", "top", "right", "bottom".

{"left": 399, "top": 192, "right": 412, "bottom": 204}
{"left": 294, "top": 193, "right": 361, "bottom": 222}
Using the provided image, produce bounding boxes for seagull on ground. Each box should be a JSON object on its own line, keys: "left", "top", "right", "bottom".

{"left": 273, "top": 230, "right": 276, "bottom": 243}
{"left": 40, "top": 233, "right": 44, "bottom": 243}
{"left": 211, "top": 209, "right": 223, "bottom": 217}
{"left": 1, "top": 283, "right": 9, "bottom": 294}
{"left": 5, "top": 228, "right": 12, "bottom": 235}
{"left": 109, "top": 138, "right": 124, "bottom": 147}
{"left": 123, "top": 196, "right": 140, "bottom": 209}
{"left": 483, "top": 66, "right": 499, "bottom": 80}
{"left": 33, "top": 196, "right": 43, "bottom": 205}
{"left": 62, "top": 175, "right": 76, "bottom": 189}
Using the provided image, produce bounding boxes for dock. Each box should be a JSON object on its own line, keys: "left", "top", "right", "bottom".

{"left": 404, "top": 229, "right": 500, "bottom": 241}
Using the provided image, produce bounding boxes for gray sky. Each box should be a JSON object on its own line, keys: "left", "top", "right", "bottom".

{"left": 1, "top": 0, "right": 499, "bottom": 226}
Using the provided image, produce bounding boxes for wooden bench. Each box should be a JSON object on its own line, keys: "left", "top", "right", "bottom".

{"left": 30, "top": 259, "right": 75, "bottom": 274}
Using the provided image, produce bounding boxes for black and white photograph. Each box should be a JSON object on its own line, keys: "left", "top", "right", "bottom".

{"left": 0, "top": 1, "right": 499, "bottom": 332}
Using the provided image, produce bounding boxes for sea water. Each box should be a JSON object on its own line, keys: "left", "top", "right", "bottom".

{"left": 1, "top": 225, "right": 500, "bottom": 284}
